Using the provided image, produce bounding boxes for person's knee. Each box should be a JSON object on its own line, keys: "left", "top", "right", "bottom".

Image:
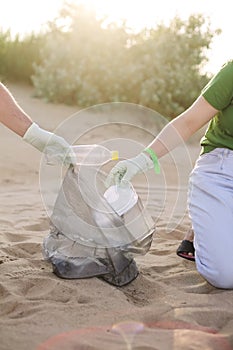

{"left": 197, "top": 261, "right": 233, "bottom": 289}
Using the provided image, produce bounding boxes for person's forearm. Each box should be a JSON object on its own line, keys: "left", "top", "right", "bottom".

{"left": 147, "top": 115, "right": 195, "bottom": 158}
{"left": 147, "top": 95, "right": 218, "bottom": 158}
{"left": 106, "top": 96, "right": 219, "bottom": 186}
{"left": 0, "top": 83, "right": 32, "bottom": 136}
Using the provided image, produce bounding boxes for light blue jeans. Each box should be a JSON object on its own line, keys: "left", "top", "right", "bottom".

{"left": 188, "top": 148, "right": 233, "bottom": 289}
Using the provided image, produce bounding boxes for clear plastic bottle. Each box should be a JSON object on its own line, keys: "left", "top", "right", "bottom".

{"left": 72, "top": 144, "right": 119, "bottom": 166}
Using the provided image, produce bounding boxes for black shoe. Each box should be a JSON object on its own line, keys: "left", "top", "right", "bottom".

{"left": 176, "top": 240, "right": 195, "bottom": 261}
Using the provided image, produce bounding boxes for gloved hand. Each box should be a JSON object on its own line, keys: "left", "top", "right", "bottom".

{"left": 23, "top": 123, "right": 76, "bottom": 166}
{"left": 105, "top": 152, "right": 154, "bottom": 187}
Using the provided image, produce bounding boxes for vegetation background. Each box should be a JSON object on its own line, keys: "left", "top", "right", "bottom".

{"left": 0, "top": 1, "right": 220, "bottom": 119}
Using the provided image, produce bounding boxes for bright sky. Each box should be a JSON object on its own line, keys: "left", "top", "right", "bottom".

{"left": 0, "top": 0, "right": 231, "bottom": 74}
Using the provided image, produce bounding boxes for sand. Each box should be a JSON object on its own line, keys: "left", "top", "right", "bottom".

{"left": 0, "top": 83, "right": 233, "bottom": 350}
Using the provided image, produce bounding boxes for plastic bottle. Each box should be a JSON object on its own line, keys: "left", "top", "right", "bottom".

{"left": 72, "top": 144, "right": 119, "bottom": 166}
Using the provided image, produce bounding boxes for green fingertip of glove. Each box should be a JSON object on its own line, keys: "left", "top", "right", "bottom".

{"left": 144, "top": 148, "right": 160, "bottom": 174}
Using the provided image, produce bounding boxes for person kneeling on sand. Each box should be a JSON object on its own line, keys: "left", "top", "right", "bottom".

{"left": 0, "top": 82, "right": 75, "bottom": 166}
{"left": 106, "top": 60, "right": 233, "bottom": 290}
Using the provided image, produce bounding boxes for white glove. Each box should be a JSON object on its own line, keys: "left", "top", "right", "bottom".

{"left": 23, "top": 123, "right": 76, "bottom": 166}
{"left": 105, "top": 152, "right": 154, "bottom": 187}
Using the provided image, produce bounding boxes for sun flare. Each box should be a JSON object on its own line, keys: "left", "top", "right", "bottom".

{"left": 77, "top": 0, "right": 178, "bottom": 31}
{"left": 0, "top": 0, "right": 231, "bottom": 73}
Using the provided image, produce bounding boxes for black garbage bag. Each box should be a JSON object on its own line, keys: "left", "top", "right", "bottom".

{"left": 43, "top": 166, "right": 155, "bottom": 286}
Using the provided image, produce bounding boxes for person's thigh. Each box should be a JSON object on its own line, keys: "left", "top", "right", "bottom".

{"left": 188, "top": 148, "right": 233, "bottom": 289}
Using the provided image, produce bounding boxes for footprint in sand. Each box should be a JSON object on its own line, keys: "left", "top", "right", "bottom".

{"left": 22, "top": 218, "right": 50, "bottom": 232}
{"left": 120, "top": 274, "right": 163, "bottom": 307}
{"left": 0, "top": 282, "right": 11, "bottom": 298}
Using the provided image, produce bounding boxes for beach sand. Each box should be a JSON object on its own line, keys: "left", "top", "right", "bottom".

{"left": 0, "top": 83, "right": 233, "bottom": 350}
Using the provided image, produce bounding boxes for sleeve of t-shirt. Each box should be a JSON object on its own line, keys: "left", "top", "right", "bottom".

{"left": 201, "top": 60, "right": 233, "bottom": 110}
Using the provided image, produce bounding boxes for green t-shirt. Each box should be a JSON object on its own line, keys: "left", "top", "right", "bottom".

{"left": 200, "top": 59, "right": 233, "bottom": 154}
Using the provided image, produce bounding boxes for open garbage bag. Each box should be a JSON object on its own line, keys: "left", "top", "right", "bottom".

{"left": 43, "top": 165, "right": 156, "bottom": 286}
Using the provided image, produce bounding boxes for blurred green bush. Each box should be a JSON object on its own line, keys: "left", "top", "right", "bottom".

{"left": 0, "top": 2, "right": 220, "bottom": 118}
{"left": 0, "top": 30, "right": 44, "bottom": 84}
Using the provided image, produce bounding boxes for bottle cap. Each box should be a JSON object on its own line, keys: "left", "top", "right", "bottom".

{"left": 111, "top": 151, "right": 119, "bottom": 161}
